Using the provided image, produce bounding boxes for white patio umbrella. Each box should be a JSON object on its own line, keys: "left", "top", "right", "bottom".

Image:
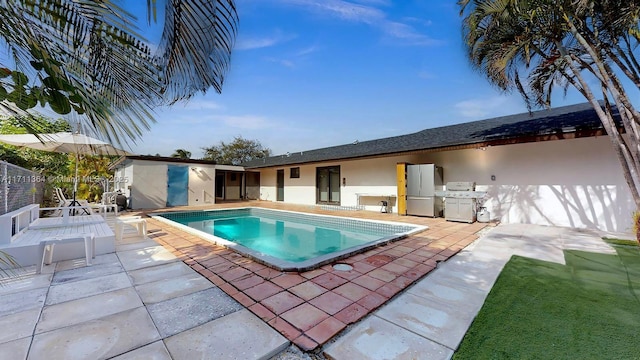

{"left": 0, "top": 132, "right": 132, "bottom": 206}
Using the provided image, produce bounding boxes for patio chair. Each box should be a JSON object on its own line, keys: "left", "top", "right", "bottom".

{"left": 115, "top": 216, "right": 147, "bottom": 241}
{"left": 54, "top": 187, "right": 93, "bottom": 216}
{"left": 36, "top": 233, "right": 96, "bottom": 274}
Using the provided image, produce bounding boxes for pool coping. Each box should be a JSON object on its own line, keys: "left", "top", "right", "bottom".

{"left": 150, "top": 207, "right": 428, "bottom": 272}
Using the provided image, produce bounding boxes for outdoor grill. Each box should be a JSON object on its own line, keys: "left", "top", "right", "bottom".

{"left": 442, "top": 182, "right": 486, "bottom": 223}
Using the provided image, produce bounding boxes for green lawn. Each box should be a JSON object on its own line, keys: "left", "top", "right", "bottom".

{"left": 453, "top": 243, "right": 640, "bottom": 359}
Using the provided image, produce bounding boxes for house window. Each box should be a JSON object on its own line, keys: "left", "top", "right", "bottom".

{"left": 290, "top": 167, "right": 300, "bottom": 179}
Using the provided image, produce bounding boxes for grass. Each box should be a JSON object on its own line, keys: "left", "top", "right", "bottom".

{"left": 602, "top": 237, "right": 639, "bottom": 248}
{"left": 453, "top": 243, "right": 640, "bottom": 359}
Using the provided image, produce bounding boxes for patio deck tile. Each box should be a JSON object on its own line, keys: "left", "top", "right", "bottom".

{"left": 117, "top": 245, "right": 178, "bottom": 271}
{"left": 392, "top": 257, "right": 420, "bottom": 269}
{"left": 351, "top": 274, "right": 386, "bottom": 291}
{"left": 205, "top": 259, "right": 236, "bottom": 273}
{"left": 0, "top": 308, "right": 40, "bottom": 344}
{"left": 380, "top": 262, "right": 411, "bottom": 276}
{"left": 334, "top": 302, "right": 368, "bottom": 324}
{"left": 270, "top": 273, "right": 306, "bottom": 289}
{"left": 376, "top": 283, "right": 402, "bottom": 299}
{"left": 292, "top": 335, "right": 318, "bottom": 352}
{"left": 110, "top": 340, "right": 172, "bottom": 360}
{"left": 308, "top": 291, "right": 352, "bottom": 315}
{"left": 311, "top": 272, "right": 349, "bottom": 290}
{"left": 0, "top": 272, "right": 51, "bottom": 296}
{"left": 36, "top": 287, "right": 143, "bottom": 334}
{"left": 240, "top": 261, "right": 267, "bottom": 272}
{"left": 268, "top": 317, "right": 302, "bottom": 341}
{"left": 146, "top": 287, "right": 242, "bottom": 338}
{"left": 262, "top": 291, "right": 305, "bottom": 315}
{"left": 244, "top": 281, "right": 284, "bottom": 302}
{"left": 230, "top": 274, "right": 265, "bottom": 290}
{"left": 249, "top": 302, "right": 276, "bottom": 322}
{"left": 45, "top": 272, "right": 131, "bottom": 306}
{"left": 199, "top": 255, "right": 227, "bottom": 268}
{"left": 29, "top": 307, "right": 160, "bottom": 360}
{"left": 333, "top": 282, "right": 371, "bottom": 302}
{"left": 288, "top": 281, "right": 326, "bottom": 301}
{"left": 331, "top": 268, "right": 361, "bottom": 280}
{"left": 367, "top": 268, "right": 397, "bottom": 283}
{"left": 356, "top": 292, "right": 387, "bottom": 311}
{"left": 218, "top": 266, "right": 251, "bottom": 282}
{"left": 0, "top": 337, "right": 30, "bottom": 360}
{"left": 127, "top": 261, "right": 195, "bottom": 286}
{"left": 299, "top": 268, "right": 326, "bottom": 279}
{"left": 363, "top": 254, "right": 396, "bottom": 267}
{"left": 324, "top": 316, "right": 453, "bottom": 360}
{"left": 350, "top": 261, "right": 376, "bottom": 274}
{"left": 135, "top": 273, "right": 212, "bottom": 305}
{"left": 376, "top": 292, "right": 478, "bottom": 350}
{"left": 306, "top": 317, "right": 346, "bottom": 345}
{"left": 164, "top": 309, "right": 288, "bottom": 360}
{"left": 231, "top": 291, "right": 256, "bottom": 307}
{"left": 280, "top": 303, "right": 328, "bottom": 332}
{"left": 256, "top": 267, "right": 283, "bottom": 280}
{"left": 0, "top": 287, "right": 49, "bottom": 316}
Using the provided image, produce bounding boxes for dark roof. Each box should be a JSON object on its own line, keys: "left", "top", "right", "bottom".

{"left": 109, "top": 155, "right": 217, "bottom": 169}
{"left": 243, "top": 102, "right": 619, "bottom": 169}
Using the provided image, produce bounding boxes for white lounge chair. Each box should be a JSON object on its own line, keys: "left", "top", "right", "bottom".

{"left": 53, "top": 187, "right": 93, "bottom": 216}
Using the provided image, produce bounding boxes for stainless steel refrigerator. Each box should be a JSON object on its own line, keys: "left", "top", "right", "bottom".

{"left": 406, "top": 164, "right": 443, "bottom": 217}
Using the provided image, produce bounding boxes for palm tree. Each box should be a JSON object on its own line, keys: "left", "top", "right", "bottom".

{"left": 171, "top": 148, "right": 192, "bottom": 159}
{"left": 459, "top": 0, "right": 640, "bottom": 212}
{"left": 0, "top": 0, "right": 238, "bottom": 145}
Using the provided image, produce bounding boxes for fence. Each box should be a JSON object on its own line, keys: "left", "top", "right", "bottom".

{"left": 0, "top": 161, "right": 45, "bottom": 215}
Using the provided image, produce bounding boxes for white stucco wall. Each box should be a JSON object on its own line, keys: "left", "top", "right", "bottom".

{"left": 256, "top": 137, "right": 634, "bottom": 233}
{"left": 115, "top": 161, "right": 245, "bottom": 209}
{"left": 416, "top": 136, "right": 634, "bottom": 232}
{"left": 259, "top": 155, "right": 419, "bottom": 211}
{"left": 188, "top": 165, "right": 216, "bottom": 205}
{"left": 113, "top": 166, "right": 132, "bottom": 196}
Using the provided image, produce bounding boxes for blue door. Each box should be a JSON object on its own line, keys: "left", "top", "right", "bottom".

{"left": 167, "top": 165, "right": 188, "bottom": 207}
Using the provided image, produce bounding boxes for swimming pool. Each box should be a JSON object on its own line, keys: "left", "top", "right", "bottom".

{"left": 152, "top": 208, "right": 426, "bottom": 271}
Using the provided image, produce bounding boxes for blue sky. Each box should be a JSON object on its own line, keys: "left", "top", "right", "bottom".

{"left": 129, "top": 0, "right": 586, "bottom": 157}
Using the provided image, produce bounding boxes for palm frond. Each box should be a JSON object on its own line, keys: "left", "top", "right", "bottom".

{"left": 0, "top": 0, "right": 238, "bottom": 146}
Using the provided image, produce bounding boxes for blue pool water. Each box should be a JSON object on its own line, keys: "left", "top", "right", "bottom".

{"left": 154, "top": 208, "right": 421, "bottom": 270}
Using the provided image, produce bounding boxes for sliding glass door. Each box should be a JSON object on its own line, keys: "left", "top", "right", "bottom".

{"left": 277, "top": 169, "right": 284, "bottom": 201}
{"left": 316, "top": 166, "right": 340, "bottom": 204}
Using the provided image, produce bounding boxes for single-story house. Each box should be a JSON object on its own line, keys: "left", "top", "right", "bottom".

{"left": 243, "top": 102, "right": 634, "bottom": 233}
{"left": 109, "top": 156, "right": 255, "bottom": 209}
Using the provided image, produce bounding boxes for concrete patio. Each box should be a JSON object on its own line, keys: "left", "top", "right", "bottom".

{"left": 0, "top": 202, "right": 624, "bottom": 359}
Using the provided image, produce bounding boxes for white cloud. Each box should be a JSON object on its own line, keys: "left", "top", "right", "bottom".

{"left": 381, "top": 22, "right": 441, "bottom": 46}
{"left": 455, "top": 97, "right": 511, "bottom": 118}
{"left": 295, "top": 45, "right": 320, "bottom": 56}
{"left": 352, "top": 0, "right": 391, "bottom": 6}
{"left": 178, "top": 100, "right": 223, "bottom": 111}
{"left": 275, "top": 0, "right": 439, "bottom": 46}
{"left": 235, "top": 31, "right": 297, "bottom": 50}
{"left": 265, "top": 57, "right": 296, "bottom": 68}
{"left": 403, "top": 17, "right": 433, "bottom": 27}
